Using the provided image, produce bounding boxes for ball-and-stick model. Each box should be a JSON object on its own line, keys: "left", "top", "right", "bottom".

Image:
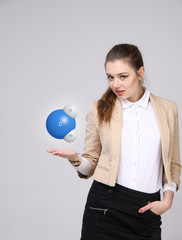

{"left": 46, "top": 104, "right": 78, "bottom": 142}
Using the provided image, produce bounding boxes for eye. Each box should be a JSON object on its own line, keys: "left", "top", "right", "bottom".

{"left": 120, "top": 75, "right": 127, "bottom": 79}
{"left": 107, "top": 76, "right": 114, "bottom": 80}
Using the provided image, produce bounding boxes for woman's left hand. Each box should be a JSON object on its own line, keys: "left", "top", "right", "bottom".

{"left": 139, "top": 190, "right": 174, "bottom": 215}
{"left": 139, "top": 200, "right": 170, "bottom": 215}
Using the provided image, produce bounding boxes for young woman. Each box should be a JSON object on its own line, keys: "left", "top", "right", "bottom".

{"left": 47, "top": 44, "right": 181, "bottom": 240}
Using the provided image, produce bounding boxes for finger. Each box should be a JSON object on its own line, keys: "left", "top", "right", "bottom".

{"left": 52, "top": 152, "right": 65, "bottom": 155}
{"left": 47, "top": 149, "right": 57, "bottom": 153}
{"left": 47, "top": 149, "right": 66, "bottom": 153}
{"left": 52, "top": 152, "right": 61, "bottom": 155}
{"left": 139, "top": 203, "right": 151, "bottom": 213}
{"left": 52, "top": 152, "right": 68, "bottom": 157}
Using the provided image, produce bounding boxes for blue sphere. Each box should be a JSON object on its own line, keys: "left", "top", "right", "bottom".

{"left": 46, "top": 109, "right": 76, "bottom": 139}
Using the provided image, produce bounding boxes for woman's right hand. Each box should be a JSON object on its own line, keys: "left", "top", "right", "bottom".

{"left": 47, "top": 148, "right": 82, "bottom": 166}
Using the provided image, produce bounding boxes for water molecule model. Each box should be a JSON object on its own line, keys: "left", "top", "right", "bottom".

{"left": 46, "top": 104, "right": 78, "bottom": 142}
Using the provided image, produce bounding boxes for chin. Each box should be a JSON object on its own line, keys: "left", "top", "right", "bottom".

{"left": 117, "top": 95, "right": 126, "bottom": 99}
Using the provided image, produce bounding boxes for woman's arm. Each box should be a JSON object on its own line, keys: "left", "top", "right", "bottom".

{"left": 170, "top": 103, "right": 181, "bottom": 191}
{"left": 76, "top": 101, "right": 102, "bottom": 179}
{"left": 162, "top": 189, "right": 174, "bottom": 209}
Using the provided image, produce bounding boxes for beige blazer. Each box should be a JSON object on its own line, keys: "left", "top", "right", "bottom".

{"left": 77, "top": 92, "right": 181, "bottom": 191}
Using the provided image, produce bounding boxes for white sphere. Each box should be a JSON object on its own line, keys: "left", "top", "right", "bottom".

{"left": 64, "top": 129, "right": 78, "bottom": 142}
{"left": 63, "top": 104, "right": 78, "bottom": 119}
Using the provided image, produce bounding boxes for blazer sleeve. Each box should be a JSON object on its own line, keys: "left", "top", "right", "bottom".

{"left": 76, "top": 101, "right": 102, "bottom": 179}
{"left": 171, "top": 103, "right": 181, "bottom": 191}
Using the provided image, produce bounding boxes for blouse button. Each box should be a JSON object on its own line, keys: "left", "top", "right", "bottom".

{"left": 108, "top": 189, "right": 113, "bottom": 194}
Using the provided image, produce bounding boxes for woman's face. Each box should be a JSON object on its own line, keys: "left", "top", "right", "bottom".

{"left": 105, "top": 60, "right": 144, "bottom": 102}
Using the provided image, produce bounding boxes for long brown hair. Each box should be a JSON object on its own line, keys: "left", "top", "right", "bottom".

{"left": 97, "top": 43, "right": 144, "bottom": 128}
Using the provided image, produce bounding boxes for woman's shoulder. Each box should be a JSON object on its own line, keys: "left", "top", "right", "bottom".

{"left": 86, "top": 100, "right": 99, "bottom": 118}
{"left": 88, "top": 100, "right": 98, "bottom": 111}
{"left": 150, "top": 92, "right": 178, "bottom": 114}
{"left": 150, "top": 92, "right": 178, "bottom": 107}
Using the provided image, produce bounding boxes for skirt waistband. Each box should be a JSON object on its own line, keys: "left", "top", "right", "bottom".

{"left": 114, "top": 183, "right": 160, "bottom": 199}
{"left": 93, "top": 180, "right": 160, "bottom": 200}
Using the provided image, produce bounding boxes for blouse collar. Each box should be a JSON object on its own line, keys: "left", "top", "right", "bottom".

{"left": 121, "top": 87, "right": 150, "bottom": 109}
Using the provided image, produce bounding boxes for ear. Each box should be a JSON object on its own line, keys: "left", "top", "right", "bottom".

{"left": 138, "top": 66, "right": 145, "bottom": 80}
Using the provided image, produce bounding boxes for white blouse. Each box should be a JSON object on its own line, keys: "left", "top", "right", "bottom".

{"left": 74, "top": 87, "right": 176, "bottom": 194}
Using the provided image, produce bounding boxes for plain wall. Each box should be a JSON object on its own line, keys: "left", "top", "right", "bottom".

{"left": 0, "top": 0, "right": 182, "bottom": 239}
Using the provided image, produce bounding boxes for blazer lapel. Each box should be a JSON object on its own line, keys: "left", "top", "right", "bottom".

{"left": 110, "top": 98, "right": 122, "bottom": 165}
{"left": 149, "top": 93, "right": 170, "bottom": 161}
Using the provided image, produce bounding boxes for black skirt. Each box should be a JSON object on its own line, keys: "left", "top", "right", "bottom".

{"left": 80, "top": 180, "right": 162, "bottom": 240}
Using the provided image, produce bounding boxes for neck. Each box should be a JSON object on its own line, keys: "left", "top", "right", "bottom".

{"left": 128, "top": 85, "right": 145, "bottom": 102}
{"left": 137, "top": 86, "right": 145, "bottom": 101}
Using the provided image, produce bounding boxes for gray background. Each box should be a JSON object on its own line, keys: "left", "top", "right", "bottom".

{"left": 0, "top": 0, "right": 181, "bottom": 239}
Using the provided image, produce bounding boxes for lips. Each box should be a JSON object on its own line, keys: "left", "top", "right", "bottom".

{"left": 115, "top": 90, "right": 125, "bottom": 96}
{"left": 115, "top": 90, "right": 124, "bottom": 93}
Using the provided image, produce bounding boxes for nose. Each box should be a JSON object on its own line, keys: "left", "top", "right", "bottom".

{"left": 113, "top": 78, "right": 121, "bottom": 89}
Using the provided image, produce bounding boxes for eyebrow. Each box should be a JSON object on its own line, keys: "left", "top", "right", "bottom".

{"left": 106, "top": 72, "right": 129, "bottom": 76}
